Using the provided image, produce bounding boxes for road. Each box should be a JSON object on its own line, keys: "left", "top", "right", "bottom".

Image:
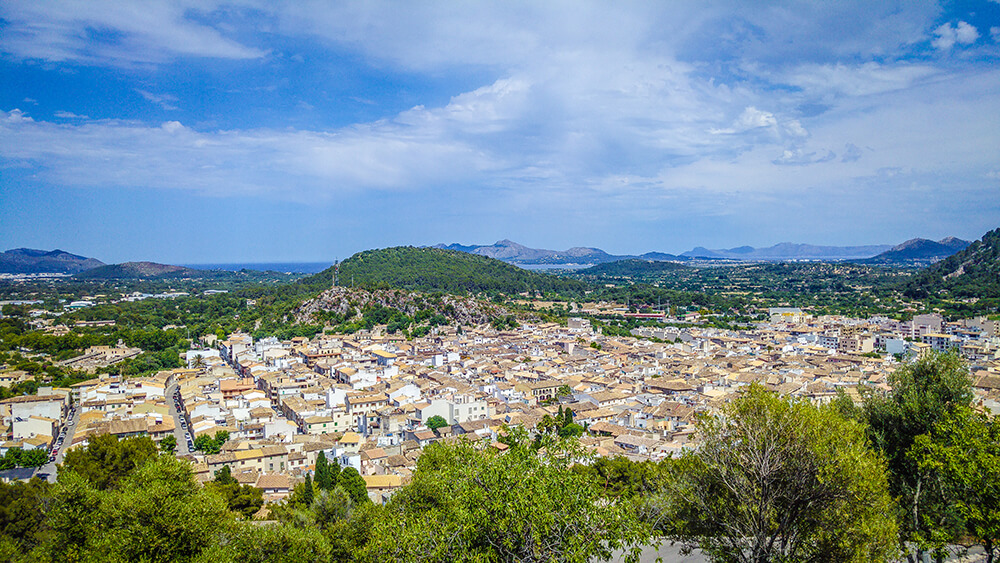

{"left": 166, "top": 383, "right": 193, "bottom": 455}
{"left": 35, "top": 402, "right": 80, "bottom": 483}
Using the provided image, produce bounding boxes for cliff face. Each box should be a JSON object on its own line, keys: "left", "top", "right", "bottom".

{"left": 295, "top": 286, "right": 515, "bottom": 326}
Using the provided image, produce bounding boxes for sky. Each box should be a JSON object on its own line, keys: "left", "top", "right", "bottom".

{"left": 1, "top": 1, "right": 999, "bottom": 264}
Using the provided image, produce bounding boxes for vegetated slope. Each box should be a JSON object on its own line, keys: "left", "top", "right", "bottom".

{"left": 575, "top": 259, "right": 692, "bottom": 278}
{"left": 295, "top": 286, "right": 514, "bottom": 326}
{"left": 303, "top": 246, "right": 589, "bottom": 295}
{"left": 859, "top": 237, "right": 970, "bottom": 265}
{"left": 902, "top": 228, "right": 1000, "bottom": 299}
{"left": 75, "top": 262, "right": 200, "bottom": 279}
{"left": 0, "top": 248, "right": 105, "bottom": 274}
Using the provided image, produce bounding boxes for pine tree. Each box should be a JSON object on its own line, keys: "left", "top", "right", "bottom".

{"left": 315, "top": 452, "right": 331, "bottom": 491}
{"left": 329, "top": 456, "right": 341, "bottom": 490}
{"left": 302, "top": 473, "right": 314, "bottom": 506}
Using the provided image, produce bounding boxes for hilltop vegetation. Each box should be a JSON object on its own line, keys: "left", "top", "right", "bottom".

{"left": 303, "top": 246, "right": 588, "bottom": 296}
{"left": 903, "top": 227, "right": 1000, "bottom": 301}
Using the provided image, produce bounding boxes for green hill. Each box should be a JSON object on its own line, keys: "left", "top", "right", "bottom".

{"left": 902, "top": 228, "right": 1000, "bottom": 299}
{"left": 576, "top": 259, "right": 693, "bottom": 278}
{"left": 301, "top": 246, "right": 589, "bottom": 295}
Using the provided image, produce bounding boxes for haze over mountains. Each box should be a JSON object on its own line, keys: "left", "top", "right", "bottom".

{"left": 433, "top": 239, "right": 958, "bottom": 265}
{"left": 0, "top": 234, "right": 977, "bottom": 277}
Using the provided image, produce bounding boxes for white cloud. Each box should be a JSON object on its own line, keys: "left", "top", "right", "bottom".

{"left": 736, "top": 107, "right": 777, "bottom": 130}
{"left": 932, "top": 21, "right": 980, "bottom": 50}
{"left": 781, "top": 62, "right": 937, "bottom": 97}
{"left": 54, "top": 111, "right": 89, "bottom": 119}
{"left": 137, "top": 90, "right": 179, "bottom": 111}
{"left": 0, "top": 1, "right": 265, "bottom": 65}
{"left": 992, "top": 27, "right": 1000, "bottom": 42}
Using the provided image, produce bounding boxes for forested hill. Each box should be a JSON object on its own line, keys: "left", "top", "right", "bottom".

{"left": 575, "top": 259, "right": 692, "bottom": 278}
{"left": 301, "top": 247, "right": 589, "bottom": 295}
{"left": 902, "top": 227, "right": 1000, "bottom": 299}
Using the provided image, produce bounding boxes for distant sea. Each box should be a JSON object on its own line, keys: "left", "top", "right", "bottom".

{"left": 182, "top": 262, "right": 331, "bottom": 274}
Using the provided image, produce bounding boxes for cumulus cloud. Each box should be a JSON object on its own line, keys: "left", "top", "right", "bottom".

{"left": 932, "top": 21, "right": 980, "bottom": 50}
{"left": 992, "top": 27, "right": 1000, "bottom": 42}
{"left": 54, "top": 111, "right": 89, "bottom": 119}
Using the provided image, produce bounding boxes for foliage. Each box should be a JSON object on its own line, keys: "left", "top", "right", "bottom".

{"left": 0, "top": 477, "right": 51, "bottom": 556}
{"left": 193, "top": 520, "right": 332, "bottom": 563}
{"left": 159, "top": 434, "right": 177, "bottom": 454}
{"left": 193, "top": 430, "right": 230, "bottom": 455}
{"left": 302, "top": 246, "right": 589, "bottom": 296}
{"left": 859, "top": 352, "right": 973, "bottom": 556}
{"left": 913, "top": 406, "right": 1000, "bottom": 563}
{"left": 662, "top": 384, "right": 898, "bottom": 563}
{"left": 357, "top": 436, "right": 649, "bottom": 563}
{"left": 339, "top": 467, "right": 369, "bottom": 506}
{"left": 41, "top": 455, "right": 233, "bottom": 563}
{"left": 425, "top": 415, "right": 448, "bottom": 434}
{"left": 60, "top": 434, "right": 158, "bottom": 490}
{"left": 208, "top": 466, "right": 264, "bottom": 520}
{"left": 314, "top": 452, "right": 334, "bottom": 491}
{"left": 571, "top": 456, "right": 671, "bottom": 500}
{"left": 0, "top": 448, "right": 47, "bottom": 470}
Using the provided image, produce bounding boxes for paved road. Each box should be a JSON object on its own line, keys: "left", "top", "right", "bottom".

{"left": 166, "top": 383, "right": 193, "bottom": 455}
{"left": 35, "top": 403, "right": 80, "bottom": 483}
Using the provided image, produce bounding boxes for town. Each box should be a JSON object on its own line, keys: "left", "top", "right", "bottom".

{"left": 5, "top": 305, "right": 997, "bottom": 511}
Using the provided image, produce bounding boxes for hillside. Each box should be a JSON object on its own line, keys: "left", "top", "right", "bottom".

{"left": 902, "top": 228, "right": 1000, "bottom": 299}
{"left": 302, "top": 246, "right": 589, "bottom": 295}
{"left": 74, "top": 261, "right": 198, "bottom": 279}
{"left": 859, "top": 237, "right": 970, "bottom": 265}
{"left": 575, "top": 259, "right": 692, "bottom": 278}
{"left": 295, "top": 286, "right": 514, "bottom": 327}
{"left": 0, "top": 248, "right": 105, "bottom": 274}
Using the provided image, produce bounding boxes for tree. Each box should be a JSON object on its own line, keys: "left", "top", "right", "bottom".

{"left": 860, "top": 352, "right": 973, "bottom": 557}
{"left": 315, "top": 452, "right": 331, "bottom": 491}
{"left": 43, "top": 455, "right": 233, "bottom": 562}
{"left": 340, "top": 467, "right": 369, "bottom": 506}
{"left": 60, "top": 433, "right": 158, "bottom": 490}
{"left": 328, "top": 456, "right": 341, "bottom": 490}
{"left": 663, "top": 384, "right": 898, "bottom": 563}
{"left": 358, "top": 435, "right": 647, "bottom": 562}
{"left": 301, "top": 473, "right": 314, "bottom": 507}
{"left": 160, "top": 434, "right": 177, "bottom": 455}
{"left": 426, "top": 415, "right": 448, "bottom": 434}
{"left": 913, "top": 406, "right": 1000, "bottom": 563}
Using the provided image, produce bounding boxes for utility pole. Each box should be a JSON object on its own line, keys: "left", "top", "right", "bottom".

{"left": 332, "top": 260, "right": 339, "bottom": 289}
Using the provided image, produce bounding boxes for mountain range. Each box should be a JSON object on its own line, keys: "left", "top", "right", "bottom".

{"left": 434, "top": 239, "right": 907, "bottom": 264}
{"left": 857, "top": 237, "right": 971, "bottom": 265}
{"left": 0, "top": 248, "right": 105, "bottom": 274}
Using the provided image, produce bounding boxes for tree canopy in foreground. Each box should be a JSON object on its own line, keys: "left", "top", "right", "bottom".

{"left": 662, "top": 384, "right": 899, "bottom": 563}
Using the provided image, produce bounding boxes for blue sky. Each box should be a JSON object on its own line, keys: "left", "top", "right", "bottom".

{"left": 1, "top": 1, "right": 999, "bottom": 263}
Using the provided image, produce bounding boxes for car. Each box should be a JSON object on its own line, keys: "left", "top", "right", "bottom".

{"left": 48, "top": 456, "right": 56, "bottom": 463}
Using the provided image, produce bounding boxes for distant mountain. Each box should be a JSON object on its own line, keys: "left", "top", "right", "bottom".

{"left": 74, "top": 261, "right": 198, "bottom": 279}
{"left": 432, "top": 240, "right": 681, "bottom": 265}
{"left": 902, "top": 228, "right": 1000, "bottom": 299}
{"left": 434, "top": 240, "right": 621, "bottom": 265}
{"left": 680, "top": 242, "right": 892, "bottom": 261}
{"left": 858, "top": 237, "right": 971, "bottom": 265}
{"left": 0, "top": 248, "right": 105, "bottom": 274}
{"left": 302, "top": 246, "right": 588, "bottom": 294}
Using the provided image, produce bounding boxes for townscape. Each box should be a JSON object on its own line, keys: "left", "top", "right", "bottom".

{"left": 5, "top": 291, "right": 1000, "bottom": 498}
